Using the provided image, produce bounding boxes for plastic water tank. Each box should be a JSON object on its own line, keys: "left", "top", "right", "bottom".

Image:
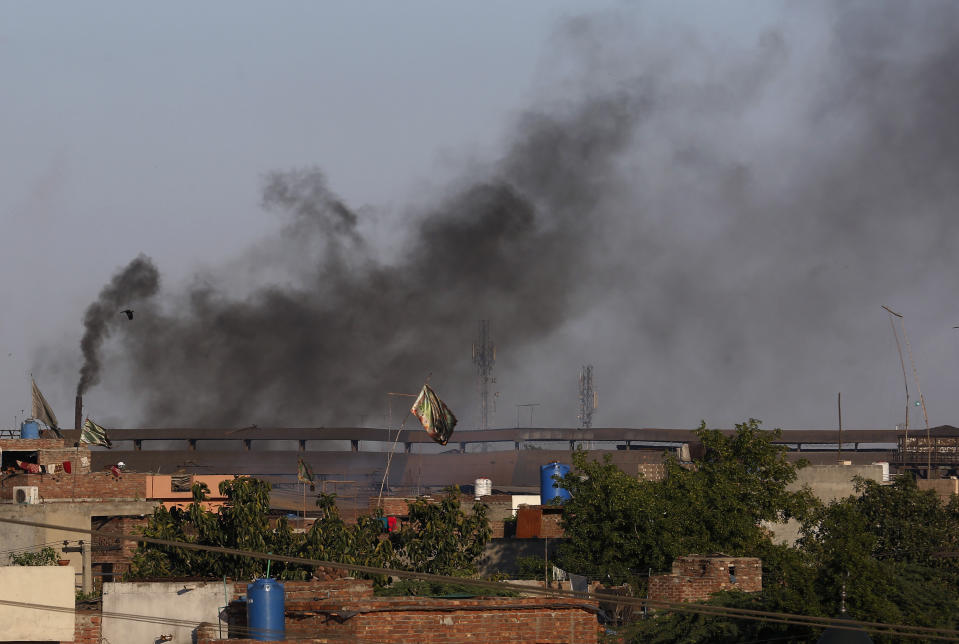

{"left": 474, "top": 477, "right": 492, "bottom": 499}
{"left": 247, "top": 578, "right": 285, "bottom": 641}
{"left": 20, "top": 420, "right": 40, "bottom": 439}
{"left": 540, "top": 462, "right": 572, "bottom": 505}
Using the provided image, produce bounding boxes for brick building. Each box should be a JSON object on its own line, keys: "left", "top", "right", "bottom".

{"left": 648, "top": 554, "right": 762, "bottom": 604}
{"left": 68, "top": 577, "right": 599, "bottom": 644}
{"left": 0, "top": 436, "right": 247, "bottom": 588}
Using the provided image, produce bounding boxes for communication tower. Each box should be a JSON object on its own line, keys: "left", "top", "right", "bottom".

{"left": 578, "top": 365, "right": 597, "bottom": 429}
{"left": 472, "top": 320, "right": 496, "bottom": 430}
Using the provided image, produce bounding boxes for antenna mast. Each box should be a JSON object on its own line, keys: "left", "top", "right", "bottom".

{"left": 472, "top": 320, "right": 495, "bottom": 430}
{"left": 578, "top": 365, "right": 596, "bottom": 429}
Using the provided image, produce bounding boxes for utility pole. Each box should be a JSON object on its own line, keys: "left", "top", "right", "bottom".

{"left": 883, "top": 306, "right": 932, "bottom": 478}
{"left": 472, "top": 320, "right": 495, "bottom": 430}
{"left": 837, "top": 392, "right": 842, "bottom": 463}
{"left": 578, "top": 365, "right": 596, "bottom": 429}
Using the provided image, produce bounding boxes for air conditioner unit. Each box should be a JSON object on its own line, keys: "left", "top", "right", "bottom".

{"left": 14, "top": 486, "right": 39, "bottom": 505}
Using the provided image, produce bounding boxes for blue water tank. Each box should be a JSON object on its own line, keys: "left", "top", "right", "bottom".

{"left": 540, "top": 462, "right": 572, "bottom": 505}
{"left": 247, "top": 578, "right": 285, "bottom": 641}
{"left": 20, "top": 420, "right": 40, "bottom": 439}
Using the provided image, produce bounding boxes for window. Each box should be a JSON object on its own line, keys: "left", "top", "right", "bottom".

{"left": 728, "top": 565, "right": 737, "bottom": 584}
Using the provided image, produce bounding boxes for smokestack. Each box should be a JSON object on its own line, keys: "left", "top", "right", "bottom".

{"left": 75, "top": 396, "right": 82, "bottom": 431}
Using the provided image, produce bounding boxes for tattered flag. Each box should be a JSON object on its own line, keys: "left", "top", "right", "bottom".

{"left": 81, "top": 418, "right": 112, "bottom": 448}
{"left": 31, "top": 379, "right": 61, "bottom": 438}
{"left": 297, "top": 457, "right": 315, "bottom": 491}
{"left": 411, "top": 384, "right": 458, "bottom": 446}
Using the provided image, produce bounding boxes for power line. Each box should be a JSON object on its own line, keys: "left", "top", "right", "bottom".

{"left": 0, "top": 597, "right": 363, "bottom": 641}
{"left": 0, "top": 516, "right": 955, "bottom": 641}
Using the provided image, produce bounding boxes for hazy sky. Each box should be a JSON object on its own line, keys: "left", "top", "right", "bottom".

{"left": 2, "top": 2, "right": 957, "bottom": 431}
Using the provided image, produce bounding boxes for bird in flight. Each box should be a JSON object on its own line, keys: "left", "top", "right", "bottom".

{"left": 120, "top": 309, "right": 134, "bottom": 320}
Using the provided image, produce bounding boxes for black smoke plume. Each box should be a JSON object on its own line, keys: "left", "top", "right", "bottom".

{"left": 106, "top": 90, "right": 639, "bottom": 426}
{"left": 73, "top": 3, "right": 959, "bottom": 429}
{"left": 77, "top": 255, "right": 159, "bottom": 396}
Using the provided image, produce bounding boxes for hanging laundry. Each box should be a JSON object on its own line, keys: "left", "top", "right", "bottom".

{"left": 16, "top": 461, "right": 41, "bottom": 474}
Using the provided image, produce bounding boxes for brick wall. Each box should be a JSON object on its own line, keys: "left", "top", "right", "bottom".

{"left": 208, "top": 581, "right": 598, "bottom": 644}
{"left": 1, "top": 438, "right": 68, "bottom": 451}
{"left": 68, "top": 609, "right": 102, "bottom": 644}
{"left": 38, "top": 447, "right": 94, "bottom": 469}
{"left": 92, "top": 515, "right": 150, "bottom": 579}
{"left": 515, "top": 506, "right": 566, "bottom": 539}
{"left": 229, "top": 577, "right": 367, "bottom": 602}
{"left": 648, "top": 555, "right": 762, "bottom": 604}
{"left": 540, "top": 509, "right": 565, "bottom": 538}
{"left": 1, "top": 471, "right": 147, "bottom": 501}
{"left": 369, "top": 497, "right": 432, "bottom": 516}
{"left": 343, "top": 598, "right": 598, "bottom": 643}
{"left": 70, "top": 578, "right": 599, "bottom": 644}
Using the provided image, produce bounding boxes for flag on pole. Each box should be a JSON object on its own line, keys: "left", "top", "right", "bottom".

{"left": 297, "top": 457, "right": 315, "bottom": 491}
{"left": 31, "top": 379, "right": 61, "bottom": 438}
{"left": 411, "top": 384, "right": 458, "bottom": 445}
{"left": 81, "top": 418, "right": 112, "bottom": 448}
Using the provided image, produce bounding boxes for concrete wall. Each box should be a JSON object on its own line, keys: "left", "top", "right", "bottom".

{"left": 102, "top": 581, "right": 229, "bottom": 644}
{"left": 0, "top": 500, "right": 158, "bottom": 590}
{"left": 0, "top": 565, "right": 74, "bottom": 641}
{"left": 918, "top": 477, "right": 959, "bottom": 502}
{"left": 476, "top": 538, "right": 563, "bottom": 577}
{"left": 766, "top": 463, "right": 885, "bottom": 544}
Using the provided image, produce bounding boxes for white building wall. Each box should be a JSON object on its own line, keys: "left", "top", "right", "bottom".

{"left": 102, "top": 581, "right": 228, "bottom": 644}
{"left": 0, "top": 566, "right": 74, "bottom": 641}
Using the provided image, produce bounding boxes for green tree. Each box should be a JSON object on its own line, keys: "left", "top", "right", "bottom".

{"left": 298, "top": 493, "right": 393, "bottom": 582}
{"left": 631, "top": 472, "right": 959, "bottom": 643}
{"left": 390, "top": 488, "right": 492, "bottom": 577}
{"left": 129, "top": 477, "right": 304, "bottom": 580}
{"left": 129, "top": 478, "right": 493, "bottom": 589}
{"left": 797, "top": 474, "right": 959, "bottom": 642}
{"left": 624, "top": 543, "right": 824, "bottom": 644}
{"left": 558, "top": 419, "right": 813, "bottom": 584}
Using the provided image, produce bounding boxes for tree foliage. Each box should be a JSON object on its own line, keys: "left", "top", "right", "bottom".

{"left": 10, "top": 546, "right": 60, "bottom": 566}
{"left": 390, "top": 488, "right": 491, "bottom": 576}
{"left": 796, "top": 474, "right": 959, "bottom": 641}
{"left": 128, "top": 478, "right": 490, "bottom": 589}
{"left": 558, "top": 419, "right": 813, "bottom": 583}
{"left": 559, "top": 424, "right": 959, "bottom": 644}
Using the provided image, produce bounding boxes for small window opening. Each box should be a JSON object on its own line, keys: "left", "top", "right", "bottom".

{"left": 728, "top": 565, "right": 737, "bottom": 584}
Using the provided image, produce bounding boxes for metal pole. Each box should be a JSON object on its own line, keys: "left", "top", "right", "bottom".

{"left": 544, "top": 536, "right": 549, "bottom": 589}
{"left": 895, "top": 315, "right": 932, "bottom": 477}
{"left": 837, "top": 392, "right": 842, "bottom": 462}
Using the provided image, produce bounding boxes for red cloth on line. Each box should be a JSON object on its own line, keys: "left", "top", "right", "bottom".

{"left": 62, "top": 461, "right": 72, "bottom": 474}
{"left": 16, "top": 460, "right": 41, "bottom": 474}
{"left": 387, "top": 516, "right": 398, "bottom": 532}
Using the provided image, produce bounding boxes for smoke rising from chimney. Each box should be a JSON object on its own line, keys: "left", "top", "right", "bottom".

{"left": 62, "top": 4, "right": 959, "bottom": 429}
{"left": 77, "top": 255, "right": 159, "bottom": 396}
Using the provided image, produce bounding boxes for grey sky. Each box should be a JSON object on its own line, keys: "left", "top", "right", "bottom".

{"left": 2, "top": 2, "right": 956, "bottom": 432}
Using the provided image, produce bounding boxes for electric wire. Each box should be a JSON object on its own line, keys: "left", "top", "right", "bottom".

{"left": 0, "top": 515, "right": 956, "bottom": 641}
{"left": 0, "top": 597, "right": 366, "bottom": 641}
{"left": 0, "top": 539, "right": 76, "bottom": 557}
